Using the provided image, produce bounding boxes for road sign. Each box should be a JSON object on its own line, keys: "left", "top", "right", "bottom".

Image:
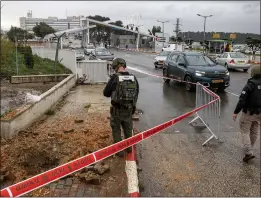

{"left": 212, "top": 33, "right": 220, "bottom": 39}
{"left": 230, "top": 33, "right": 236, "bottom": 39}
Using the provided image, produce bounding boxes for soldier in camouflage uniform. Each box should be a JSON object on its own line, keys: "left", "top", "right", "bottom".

{"left": 103, "top": 58, "right": 139, "bottom": 157}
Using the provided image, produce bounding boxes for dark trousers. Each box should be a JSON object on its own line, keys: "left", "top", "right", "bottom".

{"left": 110, "top": 106, "right": 133, "bottom": 144}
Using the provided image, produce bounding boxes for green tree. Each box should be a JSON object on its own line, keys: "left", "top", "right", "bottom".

{"left": 32, "top": 22, "right": 55, "bottom": 38}
{"left": 151, "top": 26, "right": 161, "bottom": 36}
{"left": 0, "top": 38, "right": 15, "bottom": 76}
{"left": 7, "top": 26, "right": 34, "bottom": 43}
{"left": 23, "top": 46, "right": 34, "bottom": 69}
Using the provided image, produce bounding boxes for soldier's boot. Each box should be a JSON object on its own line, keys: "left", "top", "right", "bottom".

{"left": 126, "top": 147, "right": 132, "bottom": 153}
{"left": 243, "top": 154, "right": 255, "bottom": 163}
{"left": 116, "top": 151, "right": 124, "bottom": 157}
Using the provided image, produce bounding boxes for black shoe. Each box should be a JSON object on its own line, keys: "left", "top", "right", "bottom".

{"left": 243, "top": 154, "right": 255, "bottom": 163}
{"left": 116, "top": 151, "right": 124, "bottom": 157}
{"left": 126, "top": 147, "right": 132, "bottom": 153}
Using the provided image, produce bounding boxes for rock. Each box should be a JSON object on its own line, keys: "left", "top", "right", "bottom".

{"left": 0, "top": 175, "right": 5, "bottom": 182}
{"left": 75, "top": 119, "right": 84, "bottom": 123}
{"left": 32, "top": 131, "right": 39, "bottom": 135}
{"left": 84, "top": 104, "right": 91, "bottom": 109}
{"left": 108, "top": 176, "right": 115, "bottom": 182}
{"left": 83, "top": 129, "right": 90, "bottom": 134}
{"left": 85, "top": 165, "right": 95, "bottom": 172}
{"left": 54, "top": 133, "right": 63, "bottom": 138}
{"left": 100, "top": 134, "right": 109, "bottom": 139}
{"left": 93, "top": 164, "right": 110, "bottom": 175}
{"left": 64, "top": 129, "right": 74, "bottom": 133}
{"left": 48, "top": 132, "right": 55, "bottom": 137}
{"left": 78, "top": 172, "right": 101, "bottom": 185}
{"left": 4, "top": 171, "right": 16, "bottom": 182}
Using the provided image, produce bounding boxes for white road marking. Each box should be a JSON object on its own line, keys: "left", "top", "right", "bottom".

{"left": 225, "top": 90, "right": 239, "bottom": 97}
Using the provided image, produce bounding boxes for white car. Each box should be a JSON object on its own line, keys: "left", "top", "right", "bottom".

{"left": 215, "top": 52, "right": 251, "bottom": 72}
{"left": 162, "top": 44, "right": 176, "bottom": 52}
{"left": 154, "top": 51, "right": 171, "bottom": 69}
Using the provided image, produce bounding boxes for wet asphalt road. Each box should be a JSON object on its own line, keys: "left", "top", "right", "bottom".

{"left": 110, "top": 49, "right": 260, "bottom": 197}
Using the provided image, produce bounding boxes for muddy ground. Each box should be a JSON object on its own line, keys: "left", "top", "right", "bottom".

{"left": 0, "top": 84, "right": 128, "bottom": 197}
{"left": 1, "top": 79, "right": 58, "bottom": 115}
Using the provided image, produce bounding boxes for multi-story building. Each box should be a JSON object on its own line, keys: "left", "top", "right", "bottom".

{"left": 20, "top": 11, "right": 83, "bottom": 32}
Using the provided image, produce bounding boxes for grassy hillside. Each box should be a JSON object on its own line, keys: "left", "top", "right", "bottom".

{"left": 1, "top": 38, "right": 72, "bottom": 77}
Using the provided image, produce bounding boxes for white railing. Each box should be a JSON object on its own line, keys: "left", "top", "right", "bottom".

{"left": 189, "top": 83, "right": 221, "bottom": 146}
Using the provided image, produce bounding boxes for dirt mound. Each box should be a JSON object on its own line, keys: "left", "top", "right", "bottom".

{"left": 0, "top": 113, "right": 112, "bottom": 187}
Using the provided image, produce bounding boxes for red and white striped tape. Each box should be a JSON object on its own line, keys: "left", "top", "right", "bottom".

{"left": 0, "top": 88, "right": 218, "bottom": 197}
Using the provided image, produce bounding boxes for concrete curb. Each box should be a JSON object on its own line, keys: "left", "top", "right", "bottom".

{"left": 118, "top": 48, "right": 159, "bottom": 55}
{"left": 125, "top": 145, "right": 139, "bottom": 197}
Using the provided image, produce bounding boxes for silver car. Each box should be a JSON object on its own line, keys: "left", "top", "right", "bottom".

{"left": 84, "top": 45, "right": 95, "bottom": 55}
{"left": 154, "top": 51, "right": 171, "bottom": 69}
{"left": 215, "top": 52, "right": 251, "bottom": 72}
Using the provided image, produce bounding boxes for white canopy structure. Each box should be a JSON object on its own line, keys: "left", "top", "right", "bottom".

{"left": 44, "top": 25, "right": 96, "bottom": 40}
{"left": 81, "top": 17, "right": 156, "bottom": 50}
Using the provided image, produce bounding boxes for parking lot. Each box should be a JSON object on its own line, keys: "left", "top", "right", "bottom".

{"left": 108, "top": 49, "right": 260, "bottom": 196}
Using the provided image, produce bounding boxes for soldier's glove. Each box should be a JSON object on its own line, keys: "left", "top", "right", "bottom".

{"left": 132, "top": 106, "right": 136, "bottom": 115}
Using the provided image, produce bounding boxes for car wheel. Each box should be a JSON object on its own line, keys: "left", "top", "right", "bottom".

{"left": 155, "top": 65, "right": 158, "bottom": 69}
{"left": 218, "top": 87, "right": 225, "bottom": 93}
{"left": 163, "top": 69, "right": 170, "bottom": 83}
{"left": 185, "top": 76, "right": 194, "bottom": 92}
{"left": 243, "top": 69, "right": 248, "bottom": 72}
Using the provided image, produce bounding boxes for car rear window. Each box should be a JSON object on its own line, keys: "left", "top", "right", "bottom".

{"left": 96, "top": 51, "right": 111, "bottom": 56}
{"left": 186, "top": 55, "right": 215, "bottom": 66}
{"left": 230, "top": 53, "right": 247, "bottom": 58}
{"left": 159, "top": 51, "right": 171, "bottom": 56}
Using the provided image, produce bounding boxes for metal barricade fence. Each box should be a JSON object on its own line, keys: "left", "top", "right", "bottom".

{"left": 189, "top": 83, "right": 221, "bottom": 146}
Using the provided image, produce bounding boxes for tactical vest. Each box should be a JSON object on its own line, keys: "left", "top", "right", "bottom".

{"left": 248, "top": 77, "right": 261, "bottom": 114}
{"left": 111, "top": 73, "right": 138, "bottom": 109}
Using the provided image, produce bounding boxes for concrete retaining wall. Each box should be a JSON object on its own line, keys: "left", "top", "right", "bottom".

{"left": 10, "top": 74, "right": 70, "bottom": 84}
{"left": 1, "top": 74, "right": 76, "bottom": 139}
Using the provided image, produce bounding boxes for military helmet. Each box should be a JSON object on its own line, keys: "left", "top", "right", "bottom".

{"left": 111, "top": 58, "right": 127, "bottom": 70}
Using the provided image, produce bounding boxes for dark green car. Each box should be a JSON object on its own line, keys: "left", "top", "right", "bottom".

{"left": 163, "top": 52, "right": 230, "bottom": 92}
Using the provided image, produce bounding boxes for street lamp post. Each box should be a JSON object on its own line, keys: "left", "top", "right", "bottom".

{"left": 157, "top": 20, "right": 169, "bottom": 47}
{"left": 197, "top": 14, "right": 213, "bottom": 54}
{"left": 136, "top": 25, "right": 143, "bottom": 50}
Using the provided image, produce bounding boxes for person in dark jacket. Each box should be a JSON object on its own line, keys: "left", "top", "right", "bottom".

{"left": 103, "top": 58, "right": 139, "bottom": 157}
{"left": 233, "top": 65, "right": 261, "bottom": 163}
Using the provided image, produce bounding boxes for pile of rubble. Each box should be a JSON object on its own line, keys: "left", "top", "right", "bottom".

{"left": 0, "top": 112, "right": 112, "bottom": 189}
{"left": 76, "top": 162, "right": 110, "bottom": 185}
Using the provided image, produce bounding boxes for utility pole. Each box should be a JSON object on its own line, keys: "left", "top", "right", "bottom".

{"left": 157, "top": 20, "right": 169, "bottom": 47}
{"left": 24, "top": 31, "right": 26, "bottom": 46}
{"left": 53, "top": 32, "right": 66, "bottom": 81}
{"left": 15, "top": 36, "right": 18, "bottom": 75}
{"left": 197, "top": 14, "right": 213, "bottom": 54}
{"left": 174, "top": 18, "right": 182, "bottom": 50}
{"left": 136, "top": 25, "right": 143, "bottom": 50}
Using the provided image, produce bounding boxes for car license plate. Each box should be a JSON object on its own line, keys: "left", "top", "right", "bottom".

{"left": 212, "top": 79, "right": 224, "bottom": 83}
{"left": 238, "top": 61, "right": 245, "bottom": 64}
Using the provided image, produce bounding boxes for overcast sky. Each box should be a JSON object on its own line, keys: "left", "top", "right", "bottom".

{"left": 1, "top": 1, "right": 260, "bottom": 35}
